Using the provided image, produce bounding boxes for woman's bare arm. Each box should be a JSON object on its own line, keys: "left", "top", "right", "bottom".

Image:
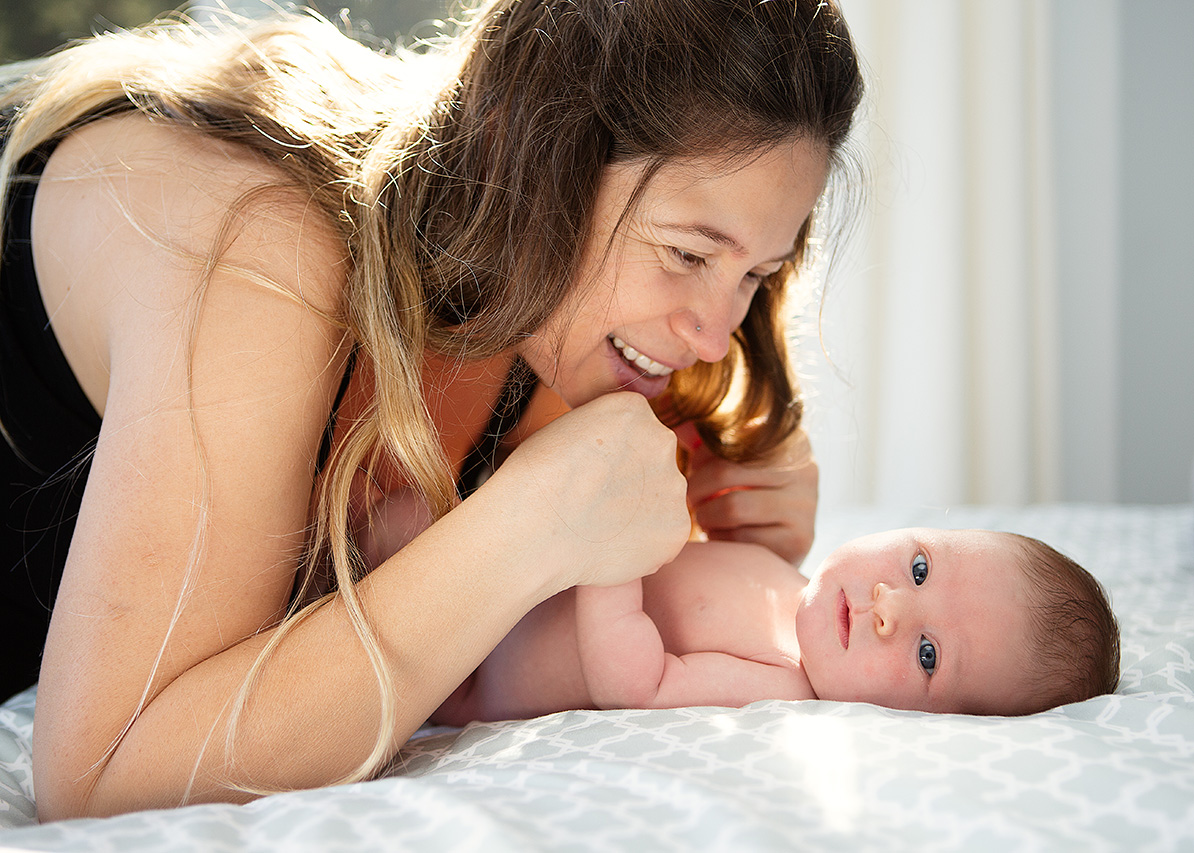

{"left": 31, "top": 116, "right": 690, "bottom": 819}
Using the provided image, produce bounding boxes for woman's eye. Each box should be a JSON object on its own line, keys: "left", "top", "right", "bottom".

{"left": 667, "top": 247, "right": 706, "bottom": 269}
{"left": 918, "top": 636, "right": 937, "bottom": 676}
{"left": 746, "top": 266, "right": 784, "bottom": 288}
{"left": 911, "top": 553, "right": 929, "bottom": 585}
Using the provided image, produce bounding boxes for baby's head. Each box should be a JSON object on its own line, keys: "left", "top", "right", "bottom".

{"left": 795, "top": 528, "right": 1119, "bottom": 716}
{"left": 1007, "top": 533, "right": 1120, "bottom": 714}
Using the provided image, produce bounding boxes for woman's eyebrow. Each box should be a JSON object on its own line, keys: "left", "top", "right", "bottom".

{"left": 656, "top": 221, "right": 799, "bottom": 265}
{"left": 657, "top": 222, "right": 746, "bottom": 252}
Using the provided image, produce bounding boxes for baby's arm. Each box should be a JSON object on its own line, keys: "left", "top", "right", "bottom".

{"left": 574, "top": 581, "right": 666, "bottom": 709}
{"left": 574, "top": 584, "right": 816, "bottom": 710}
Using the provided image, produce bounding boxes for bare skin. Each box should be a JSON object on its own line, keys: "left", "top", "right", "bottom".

{"left": 30, "top": 115, "right": 689, "bottom": 817}
{"left": 432, "top": 540, "right": 811, "bottom": 724}
{"left": 28, "top": 113, "right": 824, "bottom": 818}
{"left": 432, "top": 529, "right": 1039, "bottom": 724}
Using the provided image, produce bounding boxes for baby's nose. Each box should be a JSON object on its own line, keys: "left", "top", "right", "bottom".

{"left": 872, "top": 582, "right": 900, "bottom": 638}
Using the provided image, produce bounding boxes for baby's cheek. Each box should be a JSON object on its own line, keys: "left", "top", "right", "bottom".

{"left": 854, "top": 656, "right": 910, "bottom": 703}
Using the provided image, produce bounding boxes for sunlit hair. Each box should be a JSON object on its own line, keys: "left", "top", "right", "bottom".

{"left": 1010, "top": 534, "right": 1120, "bottom": 714}
{"left": 0, "top": 0, "right": 863, "bottom": 792}
{"left": 393, "top": 0, "right": 865, "bottom": 460}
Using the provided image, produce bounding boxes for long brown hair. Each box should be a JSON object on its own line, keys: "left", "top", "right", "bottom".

{"left": 394, "top": 0, "right": 864, "bottom": 459}
{"left": 0, "top": 0, "right": 863, "bottom": 788}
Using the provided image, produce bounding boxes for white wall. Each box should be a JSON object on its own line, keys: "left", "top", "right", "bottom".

{"left": 1113, "top": 0, "right": 1194, "bottom": 503}
{"left": 809, "top": 0, "right": 1194, "bottom": 507}
{"left": 1051, "top": 0, "right": 1122, "bottom": 502}
{"left": 1053, "top": 0, "right": 1194, "bottom": 503}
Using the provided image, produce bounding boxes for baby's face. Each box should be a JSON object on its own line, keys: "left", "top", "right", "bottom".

{"left": 795, "top": 528, "right": 1035, "bottom": 715}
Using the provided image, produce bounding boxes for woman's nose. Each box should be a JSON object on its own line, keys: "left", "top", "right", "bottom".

{"left": 669, "top": 298, "right": 736, "bottom": 363}
{"left": 871, "top": 582, "right": 901, "bottom": 638}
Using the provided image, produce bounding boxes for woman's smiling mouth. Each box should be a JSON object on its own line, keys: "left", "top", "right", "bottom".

{"left": 610, "top": 336, "right": 674, "bottom": 377}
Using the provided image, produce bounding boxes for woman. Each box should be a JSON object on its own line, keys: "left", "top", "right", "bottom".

{"left": 0, "top": 0, "right": 862, "bottom": 818}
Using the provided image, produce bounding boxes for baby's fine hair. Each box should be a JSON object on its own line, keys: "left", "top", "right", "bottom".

{"left": 1011, "top": 534, "right": 1120, "bottom": 713}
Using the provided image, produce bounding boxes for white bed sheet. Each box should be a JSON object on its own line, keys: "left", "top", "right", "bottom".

{"left": 2, "top": 503, "right": 1192, "bottom": 851}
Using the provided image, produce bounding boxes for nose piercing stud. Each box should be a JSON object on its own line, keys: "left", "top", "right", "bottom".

{"left": 695, "top": 325, "right": 702, "bottom": 332}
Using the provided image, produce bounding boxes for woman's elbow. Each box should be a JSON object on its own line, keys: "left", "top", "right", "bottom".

{"left": 34, "top": 762, "right": 101, "bottom": 823}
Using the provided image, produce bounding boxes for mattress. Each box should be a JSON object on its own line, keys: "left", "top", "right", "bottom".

{"left": 2, "top": 503, "right": 1192, "bottom": 851}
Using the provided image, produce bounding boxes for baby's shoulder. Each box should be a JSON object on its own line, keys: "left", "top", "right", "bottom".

{"left": 645, "top": 540, "right": 805, "bottom": 663}
{"left": 659, "top": 540, "right": 805, "bottom": 588}
{"left": 646, "top": 540, "right": 806, "bottom": 623}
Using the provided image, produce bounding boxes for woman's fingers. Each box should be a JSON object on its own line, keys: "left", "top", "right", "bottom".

{"left": 496, "top": 392, "right": 690, "bottom": 588}
{"left": 681, "top": 426, "right": 818, "bottom": 566}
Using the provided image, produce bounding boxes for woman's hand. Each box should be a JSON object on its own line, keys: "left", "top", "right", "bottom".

{"left": 487, "top": 392, "right": 691, "bottom": 591}
{"left": 678, "top": 424, "right": 818, "bottom": 566}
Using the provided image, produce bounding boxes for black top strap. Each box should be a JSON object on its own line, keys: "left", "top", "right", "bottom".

{"left": 456, "top": 356, "right": 538, "bottom": 499}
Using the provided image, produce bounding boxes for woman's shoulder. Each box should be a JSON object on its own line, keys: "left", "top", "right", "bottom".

{"left": 49, "top": 111, "right": 277, "bottom": 182}
{"left": 45, "top": 112, "right": 340, "bottom": 241}
{"left": 32, "top": 111, "right": 350, "bottom": 413}
{"left": 38, "top": 110, "right": 348, "bottom": 304}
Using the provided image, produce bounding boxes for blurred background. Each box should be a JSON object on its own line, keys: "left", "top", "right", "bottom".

{"left": 0, "top": 0, "right": 451, "bottom": 60}
{"left": 807, "top": 0, "right": 1193, "bottom": 510}
{"left": 1, "top": 0, "right": 1189, "bottom": 510}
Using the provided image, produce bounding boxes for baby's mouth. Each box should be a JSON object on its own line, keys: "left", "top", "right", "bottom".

{"left": 610, "top": 336, "right": 674, "bottom": 377}
{"left": 837, "top": 590, "right": 851, "bottom": 649}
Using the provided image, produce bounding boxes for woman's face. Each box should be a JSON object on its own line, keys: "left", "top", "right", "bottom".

{"left": 516, "top": 139, "right": 828, "bottom": 408}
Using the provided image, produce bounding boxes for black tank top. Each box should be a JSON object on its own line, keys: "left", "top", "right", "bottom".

{"left": 0, "top": 138, "right": 100, "bottom": 699}
{"left": 0, "top": 127, "right": 537, "bottom": 700}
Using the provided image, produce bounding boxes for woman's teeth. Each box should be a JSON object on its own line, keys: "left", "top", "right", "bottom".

{"left": 611, "top": 336, "right": 674, "bottom": 377}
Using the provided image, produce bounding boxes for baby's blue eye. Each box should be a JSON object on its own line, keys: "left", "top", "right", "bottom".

{"left": 918, "top": 636, "right": 937, "bottom": 675}
{"left": 911, "top": 554, "right": 929, "bottom": 585}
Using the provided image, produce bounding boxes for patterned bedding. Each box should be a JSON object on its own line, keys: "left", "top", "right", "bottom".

{"left": 2, "top": 504, "right": 1192, "bottom": 851}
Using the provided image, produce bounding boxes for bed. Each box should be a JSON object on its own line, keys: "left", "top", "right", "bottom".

{"left": 2, "top": 503, "right": 1192, "bottom": 851}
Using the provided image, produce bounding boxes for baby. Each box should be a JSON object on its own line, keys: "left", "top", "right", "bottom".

{"left": 431, "top": 528, "right": 1120, "bottom": 724}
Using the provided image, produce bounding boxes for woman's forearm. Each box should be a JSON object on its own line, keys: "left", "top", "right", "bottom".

{"left": 36, "top": 394, "right": 689, "bottom": 820}
{"left": 40, "top": 478, "right": 561, "bottom": 819}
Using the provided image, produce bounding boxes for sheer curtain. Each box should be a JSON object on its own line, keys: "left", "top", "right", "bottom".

{"left": 801, "top": 0, "right": 1062, "bottom": 509}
